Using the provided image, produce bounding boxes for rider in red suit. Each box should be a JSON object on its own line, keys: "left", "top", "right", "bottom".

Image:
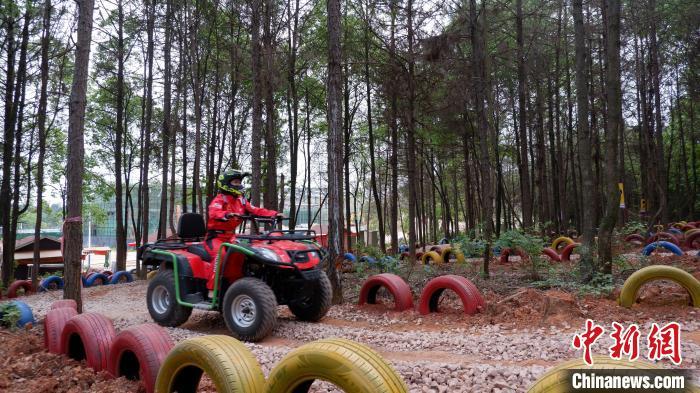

{"left": 204, "top": 169, "right": 280, "bottom": 260}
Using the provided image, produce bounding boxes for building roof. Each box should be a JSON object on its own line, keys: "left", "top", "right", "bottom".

{"left": 14, "top": 236, "right": 62, "bottom": 252}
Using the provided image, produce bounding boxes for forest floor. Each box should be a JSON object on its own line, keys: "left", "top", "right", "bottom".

{"left": 1, "top": 246, "right": 699, "bottom": 393}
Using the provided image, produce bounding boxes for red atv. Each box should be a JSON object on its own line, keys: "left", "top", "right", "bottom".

{"left": 138, "top": 213, "right": 332, "bottom": 341}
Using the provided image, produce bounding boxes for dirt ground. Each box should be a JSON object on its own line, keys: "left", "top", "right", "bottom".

{"left": 1, "top": 248, "right": 699, "bottom": 392}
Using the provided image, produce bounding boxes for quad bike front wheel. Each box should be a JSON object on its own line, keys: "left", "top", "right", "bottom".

{"left": 147, "top": 270, "right": 193, "bottom": 327}
{"left": 222, "top": 277, "right": 278, "bottom": 342}
{"left": 288, "top": 271, "right": 332, "bottom": 322}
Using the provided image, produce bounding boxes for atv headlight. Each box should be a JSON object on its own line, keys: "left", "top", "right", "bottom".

{"left": 255, "top": 247, "right": 281, "bottom": 262}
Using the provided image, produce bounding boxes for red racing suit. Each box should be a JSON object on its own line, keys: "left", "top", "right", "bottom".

{"left": 204, "top": 193, "right": 277, "bottom": 259}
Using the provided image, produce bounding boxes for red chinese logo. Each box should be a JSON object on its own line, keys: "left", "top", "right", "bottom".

{"left": 609, "top": 322, "right": 640, "bottom": 361}
{"left": 572, "top": 321, "right": 682, "bottom": 365}
{"left": 572, "top": 319, "right": 605, "bottom": 365}
{"left": 647, "top": 322, "right": 682, "bottom": 365}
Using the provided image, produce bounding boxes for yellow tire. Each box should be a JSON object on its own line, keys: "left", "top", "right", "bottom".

{"left": 618, "top": 265, "right": 700, "bottom": 308}
{"left": 528, "top": 356, "right": 700, "bottom": 392}
{"left": 147, "top": 270, "right": 158, "bottom": 280}
{"left": 155, "top": 335, "right": 265, "bottom": 393}
{"left": 420, "top": 251, "right": 444, "bottom": 265}
{"left": 550, "top": 236, "right": 574, "bottom": 251}
{"left": 440, "top": 247, "right": 466, "bottom": 264}
{"left": 264, "top": 338, "right": 408, "bottom": 393}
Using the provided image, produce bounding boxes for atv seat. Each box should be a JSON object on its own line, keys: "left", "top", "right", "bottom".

{"left": 178, "top": 212, "right": 206, "bottom": 241}
{"left": 187, "top": 244, "right": 212, "bottom": 262}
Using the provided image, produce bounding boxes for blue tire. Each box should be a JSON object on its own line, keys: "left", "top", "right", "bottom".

{"left": 343, "top": 253, "right": 356, "bottom": 263}
{"left": 359, "top": 256, "right": 377, "bottom": 264}
{"left": 81, "top": 275, "right": 88, "bottom": 287}
{"left": 642, "top": 241, "right": 683, "bottom": 256}
{"left": 668, "top": 228, "right": 683, "bottom": 235}
{"left": 109, "top": 271, "right": 134, "bottom": 284}
{"left": 85, "top": 273, "right": 109, "bottom": 287}
{"left": 438, "top": 238, "right": 449, "bottom": 245}
{"left": 0, "top": 301, "right": 35, "bottom": 328}
{"left": 38, "top": 276, "right": 64, "bottom": 292}
{"left": 398, "top": 244, "right": 409, "bottom": 253}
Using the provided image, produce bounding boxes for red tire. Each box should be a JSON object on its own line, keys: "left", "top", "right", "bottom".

{"left": 107, "top": 323, "right": 174, "bottom": 393}
{"left": 624, "top": 234, "right": 646, "bottom": 244}
{"left": 60, "top": 312, "right": 116, "bottom": 372}
{"left": 560, "top": 243, "right": 581, "bottom": 261}
{"left": 680, "top": 224, "right": 696, "bottom": 232}
{"left": 499, "top": 248, "right": 527, "bottom": 264}
{"left": 417, "top": 274, "right": 484, "bottom": 315}
{"left": 50, "top": 299, "right": 78, "bottom": 311}
{"left": 646, "top": 232, "right": 680, "bottom": 246}
{"left": 6, "top": 280, "right": 33, "bottom": 298}
{"left": 399, "top": 252, "right": 410, "bottom": 260}
{"left": 102, "top": 271, "right": 113, "bottom": 276}
{"left": 686, "top": 231, "right": 700, "bottom": 249}
{"left": 358, "top": 273, "right": 414, "bottom": 311}
{"left": 416, "top": 251, "right": 424, "bottom": 260}
{"left": 541, "top": 248, "right": 561, "bottom": 262}
{"left": 429, "top": 246, "right": 441, "bottom": 252}
{"left": 44, "top": 307, "right": 78, "bottom": 354}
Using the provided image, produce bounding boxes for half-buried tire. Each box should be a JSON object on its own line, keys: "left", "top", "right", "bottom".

{"left": 420, "top": 250, "right": 444, "bottom": 265}
{"left": 6, "top": 280, "right": 33, "bottom": 298}
{"left": 358, "top": 273, "right": 413, "bottom": 311}
{"left": 44, "top": 307, "right": 78, "bottom": 353}
{"left": 39, "top": 275, "right": 64, "bottom": 291}
{"left": 618, "top": 265, "right": 700, "bottom": 308}
{"left": 560, "top": 243, "right": 580, "bottom": 262}
{"left": 85, "top": 273, "right": 109, "bottom": 287}
{"left": 155, "top": 335, "right": 265, "bottom": 393}
{"left": 264, "top": 338, "right": 409, "bottom": 393}
{"left": 60, "top": 312, "right": 116, "bottom": 371}
{"left": 550, "top": 236, "right": 574, "bottom": 251}
{"left": 417, "top": 275, "right": 484, "bottom": 315}
{"left": 641, "top": 241, "right": 683, "bottom": 256}
{"left": 109, "top": 271, "right": 134, "bottom": 284}
{"left": 440, "top": 246, "right": 466, "bottom": 264}
{"left": 108, "top": 323, "right": 174, "bottom": 393}
{"left": 624, "top": 234, "right": 646, "bottom": 244}
{"left": 541, "top": 248, "right": 561, "bottom": 262}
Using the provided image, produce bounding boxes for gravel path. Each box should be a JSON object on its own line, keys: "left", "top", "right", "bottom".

{"left": 6, "top": 281, "right": 700, "bottom": 392}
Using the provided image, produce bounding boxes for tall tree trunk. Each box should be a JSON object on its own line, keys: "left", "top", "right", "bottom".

{"left": 64, "top": 0, "right": 95, "bottom": 312}
{"left": 263, "top": 0, "right": 277, "bottom": 211}
{"left": 250, "top": 0, "right": 263, "bottom": 205}
{"left": 33, "top": 0, "right": 53, "bottom": 289}
{"left": 365, "top": 2, "right": 385, "bottom": 252}
{"left": 10, "top": 4, "right": 31, "bottom": 280}
{"left": 159, "top": 0, "right": 173, "bottom": 239}
{"left": 598, "top": 0, "right": 621, "bottom": 273}
{"left": 140, "top": 0, "right": 155, "bottom": 266}
{"left": 649, "top": 0, "right": 667, "bottom": 223}
{"left": 515, "top": 0, "right": 532, "bottom": 229}
{"left": 471, "top": 0, "right": 493, "bottom": 277}
{"left": 389, "top": 0, "right": 399, "bottom": 254}
{"left": 326, "top": 0, "right": 344, "bottom": 303}
{"left": 574, "top": 0, "right": 595, "bottom": 280}
{"left": 114, "top": 0, "right": 127, "bottom": 271}
{"left": 286, "top": 0, "right": 300, "bottom": 228}
{"left": 1, "top": 6, "right": 16, "bottom": 287}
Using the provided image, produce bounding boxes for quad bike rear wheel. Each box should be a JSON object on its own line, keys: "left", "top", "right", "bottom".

{"left": 288, "top": 271, "right": 332, "bottom": 322}
{"left": 222, "top": 277, "right": 278, "bottom": 342}
{"left": 147, "top": 270, "right": 193, "bottom": 327}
